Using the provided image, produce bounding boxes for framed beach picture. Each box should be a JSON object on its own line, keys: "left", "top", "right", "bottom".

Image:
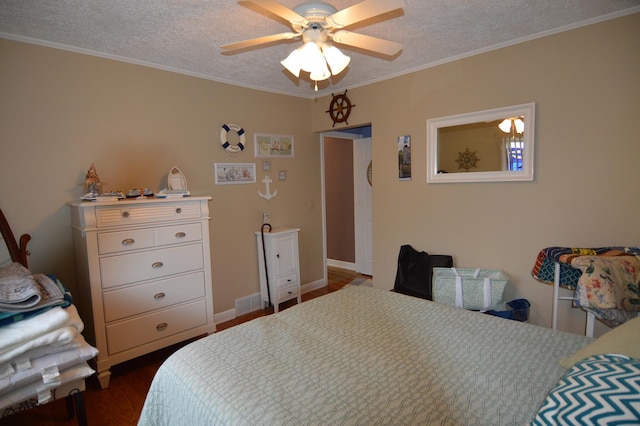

{"left": 214, "top": 163, "right": 256, "bottom": 185}
{"left": 254, "top": 133, "right": 294, "bottom": 158}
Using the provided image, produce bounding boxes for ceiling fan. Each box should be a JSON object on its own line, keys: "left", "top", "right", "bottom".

{"left": 221, "top": 0, "right": 406, "bottom": 89}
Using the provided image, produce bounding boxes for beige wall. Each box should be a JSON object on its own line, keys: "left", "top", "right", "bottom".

{"left": 324, "top": 136, "right": 355, "bottom": 263}
{"left": 312, "top": 13, "right": 640, "bottom": 336}
{"left": 0, "top": 39, "right": 324, "bottom": 317}
{"left": 1, "top": 13, "right": 638, "bottom": 335}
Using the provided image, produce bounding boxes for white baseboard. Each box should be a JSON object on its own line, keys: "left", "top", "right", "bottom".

{"left": 327, "top": 259, "right": 356, "bottom": 271}
{"left": 301, "top": 278, "right": 327, "bottom": 294}
{"left": 214, "top": 308, "right": 236, "bottom": 325}
{"left": 216, "top": 278, "right": 329, "bottom": 325}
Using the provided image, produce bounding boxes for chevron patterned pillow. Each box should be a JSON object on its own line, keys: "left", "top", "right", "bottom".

{"left": 532, "top": 354, "right": 640, "bottom": 425}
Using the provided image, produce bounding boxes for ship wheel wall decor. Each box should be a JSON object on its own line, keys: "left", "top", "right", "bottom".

{"left": 456, "top": 148, "right": 480, "bottom": 171}
{"left": 326, "top": 90, "right": 355, "bottom": 127}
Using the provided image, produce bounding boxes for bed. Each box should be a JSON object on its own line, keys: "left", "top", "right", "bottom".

{"left": 138, "top": 285, "right": 606, "bottom": 425}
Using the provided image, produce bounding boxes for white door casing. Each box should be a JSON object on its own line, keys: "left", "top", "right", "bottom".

{"left": 354, "top": 137, "right": 373, "bottom": 275}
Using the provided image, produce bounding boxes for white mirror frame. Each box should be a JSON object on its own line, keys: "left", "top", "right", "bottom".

{"left": 427, "top": 102, "right": 535, "bottom": 183}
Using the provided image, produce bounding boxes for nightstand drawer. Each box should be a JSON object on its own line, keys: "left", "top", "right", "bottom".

{"left": 277, "top": 285, "right": 299, "bottom": 301}
{"left": 154, "top": 222, "right": 202, "bottom": 246}
{"left": 106, "top": 299, "right": 208, "bottom": 355}
{"left": 276, "top": 273, "right": 299, "bottom": 290}
{"left": 99, "top": 243, "right": 204, "bottom": 289}
{"left": 103, "top": 271, "right": 205, "bottom": 322}
{"left": 98, "top": 228, "right": 155, "bottom": 254}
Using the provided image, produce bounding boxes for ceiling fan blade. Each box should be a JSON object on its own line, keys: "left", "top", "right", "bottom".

{"left": 221, "top": 32, "right": 299, "bottom": 51}
{"left": 245, "top": 0, "right": 308, "bottom": 27}
{"left": 326, "top": 0, "right": 405, "bottom": 28}
{"left": 331, "top": 30, "right": 403, "bottom": 56}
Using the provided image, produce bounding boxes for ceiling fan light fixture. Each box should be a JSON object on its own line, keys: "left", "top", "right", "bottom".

{"left": 322, "top": 44, "right": 350, "bottom": 75}
{"left": 281, "top": 49, "right": 303, "bottom": 78}
{"left": 298, "top": 41, "right": 325, "bottom": 73}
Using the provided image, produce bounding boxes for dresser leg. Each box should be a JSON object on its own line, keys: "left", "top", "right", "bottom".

{"left": 97, "top": 369, "right": 111, "bottom": 389}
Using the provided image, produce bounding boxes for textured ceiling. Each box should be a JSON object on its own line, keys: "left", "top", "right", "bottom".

{"left": 1, "top": 1, "right": 638, "bottom": 98}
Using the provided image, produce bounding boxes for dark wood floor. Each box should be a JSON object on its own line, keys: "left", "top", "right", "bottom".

{"left": 0, "top": 267, "right": 367, "bottom": 426}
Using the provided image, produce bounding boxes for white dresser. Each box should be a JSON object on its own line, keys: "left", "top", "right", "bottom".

{"left": 255, "top": 227, "right": 301, "bottom": 313}
{"left": 68, "top": 197, "right": 215, "bottom": 389}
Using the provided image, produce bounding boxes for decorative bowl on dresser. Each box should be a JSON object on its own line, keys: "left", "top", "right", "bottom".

{"left": 68, "top": 197, "right": 215, "bottom": 389}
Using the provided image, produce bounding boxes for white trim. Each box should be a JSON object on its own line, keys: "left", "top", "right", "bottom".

{"left": 301, "top": 278, "right": 327, "bottom": 294}
{"left": 327, "top": 258, "right": 356, "bottom": 271}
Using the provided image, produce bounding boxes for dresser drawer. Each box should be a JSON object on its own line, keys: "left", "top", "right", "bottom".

{"left": 98, "top": 228, "right": 155, "bottom": 254}
{"left": 99, "top": 243, "right": 204, "bottom": 289}
{"left": 106, "top": 299, "right": 207, "bottom": 355}
{"left": 154, "top": 222, "right": 202, "bottom": 246}
{"left": 275, "top": 273, "right": 299, "bottom": 290}
{"left": 277, "top": 285, "right": 299, "bottom": 301}
{"left": 102, "top": 271, "right": 205, "bottom": 322}
{"left": 95, "top": 201, "right": 203, "bottom": 227}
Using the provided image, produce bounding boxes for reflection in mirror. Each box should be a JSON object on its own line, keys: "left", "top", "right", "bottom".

{"left": 427, "top": 103, "right": 535, "bottom": 183}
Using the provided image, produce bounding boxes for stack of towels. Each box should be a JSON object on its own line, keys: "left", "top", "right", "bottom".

{"left": 0, "top": 261, "right": 97, "bottom": 415}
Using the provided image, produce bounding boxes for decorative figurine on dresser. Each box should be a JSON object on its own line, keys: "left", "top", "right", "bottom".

{"left": 68, "top": 196, "right": 215, "bottom": 389}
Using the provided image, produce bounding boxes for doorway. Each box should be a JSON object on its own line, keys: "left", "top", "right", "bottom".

{"left": 321, "top": 127, "right": 372, "bottom": 278}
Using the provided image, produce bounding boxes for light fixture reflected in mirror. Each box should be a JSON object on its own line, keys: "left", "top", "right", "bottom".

{"left": 280, "top": 26, "right": 350, "bottom": 91}
{"left": 498, "top": 117, "right": 525, "bottom": 135}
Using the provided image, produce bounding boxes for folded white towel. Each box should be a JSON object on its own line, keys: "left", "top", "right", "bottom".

{"left": 0, "top": 307, "right": 70, "bottom": 355}
{"left": 0, "top": 325, "right": 79, "bottom": 366}
{"left": 0, "top": 305, "right": 84, "bottom": 364}
{"left": 0, "top": 362, "right": 94, "bottom": 409}
{"left": 0, "top": 334, "right": 98, "bottom": 395}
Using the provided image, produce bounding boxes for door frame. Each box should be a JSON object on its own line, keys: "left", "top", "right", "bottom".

{"left": 320, "top": 130, "right": 372, "bottom": 282}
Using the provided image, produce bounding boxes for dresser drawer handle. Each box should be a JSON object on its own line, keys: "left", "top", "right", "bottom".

{"left": 121, "top": 238, "right": 135, "bottom": 246}
{"left": 176, "top": 208, "right": 182, "bottom": 214}
{"left": 156, "top": 322, "right": 168, "bottom": 331}
{"left": 153, "top": 292, "right": 166, "bottom": 300}
{"left": 175, "top": 232, "right": 186, "bottom": 238}
{"left": 152, "top": 262, "right": 164, "bottom": 268}
{"left": 122, "top": 211, "right": 130, "bottom": 218}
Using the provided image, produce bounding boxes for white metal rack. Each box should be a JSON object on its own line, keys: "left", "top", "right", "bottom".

{"left": 552, "top": 262, "right": 596, "bottom": 337}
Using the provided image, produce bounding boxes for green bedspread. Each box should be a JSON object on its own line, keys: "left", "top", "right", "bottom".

{"left": 139, "top": 285, "right": 592, "bottom": 425}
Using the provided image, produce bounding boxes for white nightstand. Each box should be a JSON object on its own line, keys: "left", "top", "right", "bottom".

{"left": 255, "top": 227, "right": 301, "bottom": 312}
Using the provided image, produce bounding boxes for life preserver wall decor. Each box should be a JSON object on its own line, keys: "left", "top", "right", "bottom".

{"left": 219, "top": 123, "right": 246, "bottom": 154}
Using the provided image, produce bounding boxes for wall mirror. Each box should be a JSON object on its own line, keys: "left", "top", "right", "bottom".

{"left": 427, "top": 103, "right": 535, "bottom": 183}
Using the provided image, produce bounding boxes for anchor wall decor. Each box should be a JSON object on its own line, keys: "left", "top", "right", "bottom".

{"left": 258, "top": 176, "right": 278, "bottom": 200}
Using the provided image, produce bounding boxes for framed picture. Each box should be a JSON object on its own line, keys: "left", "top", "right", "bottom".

{"left": 398, "top": 135, "right": 411, "bottom": 180}
{"left": 214, "top": 163, "right": 256, "bottom": 185}
{"left": 254, "top": 133, "right": 294, "bottom": 158}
